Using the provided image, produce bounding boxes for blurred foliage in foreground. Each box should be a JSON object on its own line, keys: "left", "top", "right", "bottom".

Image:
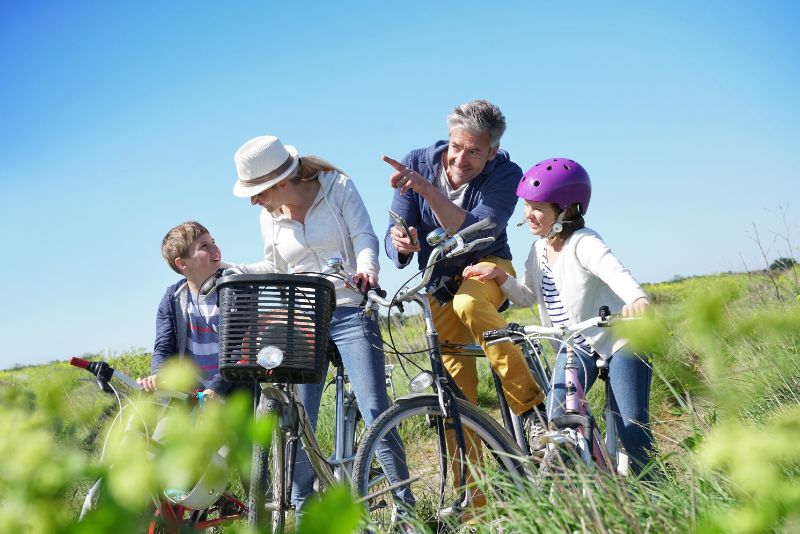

{"left": 1, "top": 266, "right": 799, "bottom": 533}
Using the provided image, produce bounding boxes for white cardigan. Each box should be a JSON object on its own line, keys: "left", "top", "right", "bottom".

{"left": 499, "top": 228, "right": 647, "bottom": 358}
{"left": 239, "top": 171, "right": 380, "bottom": 307}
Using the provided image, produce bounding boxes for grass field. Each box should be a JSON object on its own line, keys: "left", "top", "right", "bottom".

{"left": 1, "top": 267, "right": 799, "bottom": 533}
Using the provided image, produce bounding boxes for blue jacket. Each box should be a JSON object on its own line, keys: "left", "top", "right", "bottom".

{"left": 383, "top": 140, "right": 522, "bottom": 288}
{"left": 153, "top": 278, "right": 231, "bottom": 394}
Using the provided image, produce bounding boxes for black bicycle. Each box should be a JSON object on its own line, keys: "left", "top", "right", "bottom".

{"left": 350, "top": 219, "right": 532, "bottom": 532}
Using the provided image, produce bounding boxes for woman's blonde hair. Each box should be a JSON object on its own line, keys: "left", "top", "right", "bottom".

{"left": 290, "top": 156, "right": 342, "bottom": 182}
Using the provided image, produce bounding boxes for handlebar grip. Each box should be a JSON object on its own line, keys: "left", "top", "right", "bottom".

{"left": 483, "top": 328, "right": 512, "bottom": 342}
{"left": 364, "top": 282, "right": 387, "bottom": 298}
{"left": 374, "top": 287, "right": 388, "bottom": 298}
{"left": 459, "top": 217, "right": 497, "bottom": 240}
{"left": 70, "top": 357, "right": 90, "bottom": 369}
{"left": 483, "top": 322, "right": 523, "bottom": 342}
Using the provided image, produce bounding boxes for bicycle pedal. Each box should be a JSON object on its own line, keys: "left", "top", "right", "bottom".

{"left": 541, "top": 432, "right": 570, "bottom": 446}
{"left": 368, "top": 499, "right": 388, "bottom": 512}
{"left": 528, "top": 448, "right": 546, "bottom": 460}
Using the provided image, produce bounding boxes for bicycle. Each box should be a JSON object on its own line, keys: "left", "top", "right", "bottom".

{"left": 483, "top": 307, "right": 636, "bottom": 490}
{"left": 217, "top": 272, "right": 400, "bottom": 532}
{"left": 349, "top": 218, "right": 532, "bottom": 532}
{"left": 326, "top": 255, "right": 553, "bottom": 457}
{"left": 69, "top": 357, "right": 248, "bottom": 533}
{"left": 437, "top": 336, "right": 552, "bottom": 456}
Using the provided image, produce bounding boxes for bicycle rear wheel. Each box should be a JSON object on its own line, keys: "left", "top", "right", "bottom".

{"left": 351, "top": 394, "right": 528, "bottom": 532}
{"left": 248, "top": 397, "right": 286, "bottom": 533}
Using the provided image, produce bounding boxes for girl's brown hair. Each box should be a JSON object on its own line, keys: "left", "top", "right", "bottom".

{"left": 550, "top": 204, "right": 585, "bottom": 243}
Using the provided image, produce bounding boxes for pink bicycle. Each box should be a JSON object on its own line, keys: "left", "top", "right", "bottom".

{"left": 484, "top": 306, "right": 634, "bottom": 488}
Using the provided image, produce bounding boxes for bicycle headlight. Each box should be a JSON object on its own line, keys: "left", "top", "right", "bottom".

{"left": 409, "top": 371, "right": 434, "bottom": 393}
{"left": 257, "top": 345, "right": 284, "bottom": 369}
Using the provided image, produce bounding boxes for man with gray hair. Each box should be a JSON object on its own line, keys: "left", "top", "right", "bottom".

{"left": 383, "top": 99, "right": 546, "bottom": 513}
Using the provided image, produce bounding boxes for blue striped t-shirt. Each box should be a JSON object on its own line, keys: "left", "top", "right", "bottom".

{"left": 186, "top": 291, "right": 220, "bottom": 386}
{"left": 539, "top": 249, "right": 594, "bottom": 357}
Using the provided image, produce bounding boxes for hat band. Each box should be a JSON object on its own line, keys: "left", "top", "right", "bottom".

{"left": 240, "top": 154, "right": 296, "bottom": 186}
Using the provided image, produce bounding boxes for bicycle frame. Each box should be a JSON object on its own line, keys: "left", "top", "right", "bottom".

{"left": 439, "top": 339, "right": 552, "bottom": 455}
{"left": 68, "top": 357, "right": 248, "bottom": 532}
{"left": 362, "top": 218, "right": 530, "bottom": 507}
{"left": 255, "top": 346, "right": 387, "bottom": 519}
{"left": 486, "top": 312, "right": 625, "bottom": 474}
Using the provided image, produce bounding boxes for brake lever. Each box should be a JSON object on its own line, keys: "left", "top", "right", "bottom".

{"left": 446, "top": 237, "right": 494, "bottom": 258}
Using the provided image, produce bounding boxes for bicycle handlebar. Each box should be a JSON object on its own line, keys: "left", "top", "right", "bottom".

{"left": 366, "top": 217, "right": 498, "bottom": 310}
{"left": 71, "top": 357, "right": 143, "bottom": 390}
{"left": 70, "top": 357, "right": 196, "bottom": 401}
{"left": 483, "top": 309, "right": 622, "bottom": 347}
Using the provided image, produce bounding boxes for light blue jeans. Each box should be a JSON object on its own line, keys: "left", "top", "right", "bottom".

{"left": 292, "top": 307, "right": 413, "bottom": 512}
{"left": 547, "top": 347, "right": 655, "bottom": 475}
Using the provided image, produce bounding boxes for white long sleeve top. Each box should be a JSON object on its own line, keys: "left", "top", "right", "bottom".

{"left": 239, "top": 171, "right": 380, "bottom": 307}
{"left": 499, "top": 228, "right": 647, "bottom": 358}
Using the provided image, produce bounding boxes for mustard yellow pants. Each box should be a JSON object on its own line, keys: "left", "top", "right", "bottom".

{"left": 430, "top": 256, "right": 545, "bottom": 510}
{"left": 432, "top": 256, "right": 545, "bottom": 413}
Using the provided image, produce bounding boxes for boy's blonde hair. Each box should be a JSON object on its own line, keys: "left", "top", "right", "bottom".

{"left": 161, "top": 221, "right": 210, "bottom": 274}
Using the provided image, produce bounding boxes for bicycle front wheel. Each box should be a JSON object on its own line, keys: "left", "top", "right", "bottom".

{"left": 248, "top": 397, "right": 286, "bottom": 532}
{"left": 351, "top": 394, "right": 528, "bottom": 532}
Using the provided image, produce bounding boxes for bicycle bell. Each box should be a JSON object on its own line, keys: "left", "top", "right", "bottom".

{"left": 324, "top": 257, "right": 344, "bottom": 273}
{"left": 426, "top": 228, "right": 448, "bottom": 247}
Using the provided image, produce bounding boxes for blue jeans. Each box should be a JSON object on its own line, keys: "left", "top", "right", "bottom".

{"left": 547, "top": 347, "right": 655, "bottom": 475}
{"left": 292, "top": 307, "right": 412, "bottom": 511}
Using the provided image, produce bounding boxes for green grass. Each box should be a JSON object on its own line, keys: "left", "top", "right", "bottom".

{"left": 2, "top": 268, "right": 800, "bottom": 533}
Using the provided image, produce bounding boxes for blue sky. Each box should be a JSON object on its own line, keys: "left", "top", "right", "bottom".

{"left": 1, "top": 1, "right": 798, "bottom": 369}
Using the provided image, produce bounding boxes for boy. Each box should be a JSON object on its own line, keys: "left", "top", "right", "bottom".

{"left": 139, "top": 221, "right": 229, "bottom": 397}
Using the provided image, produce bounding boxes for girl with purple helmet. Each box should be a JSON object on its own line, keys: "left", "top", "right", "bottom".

{"left": 463, "top": 158, "right": 655, "bottom": 475}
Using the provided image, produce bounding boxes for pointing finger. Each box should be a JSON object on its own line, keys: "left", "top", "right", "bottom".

{"left": 382, "top": 155, "right": 405, "bottom": 171}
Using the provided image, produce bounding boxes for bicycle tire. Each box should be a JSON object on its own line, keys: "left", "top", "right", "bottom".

{"left": 248, "top": 397, "right": 286, "bottom": 532}
{"left": 351, "top": 394, "right": 528, "bottom": 532}
{"left": 535, "top": 426, "right": 601, "bottom": 501}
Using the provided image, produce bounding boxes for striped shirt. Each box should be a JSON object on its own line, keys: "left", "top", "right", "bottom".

{"left": 186, "top": 291, "right": 220, "bottom": 386}
{"left": 539, "top": 249, "right": 594, "bottom": 357}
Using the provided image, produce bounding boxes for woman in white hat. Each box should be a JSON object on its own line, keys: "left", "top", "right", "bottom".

{"left": 231, "top": 135, "right": 413, "bottom": 516}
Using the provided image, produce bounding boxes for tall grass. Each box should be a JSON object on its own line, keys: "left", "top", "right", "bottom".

{"left": 1, "top": 269, "right": 799, "bottom": 532}
{"left": 454, "top": 269, "right": 800, "bottom": 533}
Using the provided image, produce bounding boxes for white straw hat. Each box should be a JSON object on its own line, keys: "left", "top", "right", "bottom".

{"left": 232, "top": 135, "right": 299, "bottom": 198}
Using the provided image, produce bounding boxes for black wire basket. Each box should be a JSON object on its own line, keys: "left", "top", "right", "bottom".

{"left": 217, "top": 274, "right": 336, "bottom": 383}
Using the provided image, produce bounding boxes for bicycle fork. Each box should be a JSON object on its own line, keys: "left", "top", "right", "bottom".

{"left": 331, "top": 364, "right": 359, "bottom": 481}
{"left": 563, "top": 349, "right": 615, "bottom": 471}
{"left": 419, "top": 295, "right": 471, "bottom": 511}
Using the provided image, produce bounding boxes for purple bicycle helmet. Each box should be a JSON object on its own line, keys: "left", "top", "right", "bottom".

{"left": 516, "top": 158, "right": 592, "bottom": 215}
